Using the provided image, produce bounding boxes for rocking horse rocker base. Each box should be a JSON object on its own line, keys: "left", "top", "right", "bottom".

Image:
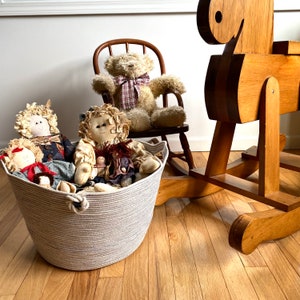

{"left": 190, "top": 77, "right": 300, "bottom": 254}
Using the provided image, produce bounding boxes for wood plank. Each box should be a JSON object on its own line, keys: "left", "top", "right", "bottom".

{"left": 38, "top": 267, "right": 75, "bottom": 300}
{"left": 0, "top": 236, "right": 36, "bottom": 295}
{"left": 199, "top": 195, "right": 258, "bottom": 299}
{"left": 121, "top": 233, "right": 149, "bottom": 299}
{"left": 99, "top": 260, "right": 125, "bottom": 278}
{"left": 0, "top": 219, "right": 29, "bottom": 275}
{"left": 0, "top": 204, "right": 23, "bottom": 246}
{"left": 14, "top": 255, "right": 53, "bottom": 300}
{"left": 148, "top": 205, "right": 176, "bottom": 300}
{"left": 166, "top": 209, "right": 203, "bottom": 299}
{"left": 259, "top": 243, "right": 300, "bottom": 298}
{"left": 246, "top": 267, "right": 286, "bottom": 299}
{"left": 0, "top": 185, "right": 16, "bottom": 222}
{"left": 184, "top": 200, "right": 231, "bottom": 299}
{"left": 94, "top": 278, "right": 123, "bottom": 300}
{"left": 68, "top": 269, "right": 101, "bottom": 300}
{"left": 277, "top": 235, "right": 300, "bottom": 277}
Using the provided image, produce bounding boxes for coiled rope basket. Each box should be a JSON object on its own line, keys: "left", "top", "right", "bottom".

{"left": 1, "top": 141, "right": 168, "bottom": 271}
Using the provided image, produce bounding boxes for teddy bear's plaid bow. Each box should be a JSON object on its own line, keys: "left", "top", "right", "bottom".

{"left": 114, "top": 73, "right": 150, "bottom": 110}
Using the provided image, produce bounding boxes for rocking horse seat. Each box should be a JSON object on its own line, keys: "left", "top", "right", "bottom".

{"left": 205, "top": 51, "right": 300, "bottom": 123}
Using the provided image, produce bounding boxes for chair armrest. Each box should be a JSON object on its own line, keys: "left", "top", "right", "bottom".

{"left": 162, "top": 91, "right": 184, "bottom": 108}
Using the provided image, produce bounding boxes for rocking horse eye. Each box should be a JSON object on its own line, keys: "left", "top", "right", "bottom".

{"left": 215, "top": 11, "right": 223, "bottom": 23}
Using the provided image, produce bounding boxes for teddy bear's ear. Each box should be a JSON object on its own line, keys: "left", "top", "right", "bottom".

{"left": 104, "top": 56, "right": 115, "bottom": 74}
{"left": 143, "top": 54, "right": 154, "bottom": 72}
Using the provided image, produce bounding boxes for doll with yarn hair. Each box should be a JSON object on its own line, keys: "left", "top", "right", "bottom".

{"left": 14, "top": 99, "right": 75, "bottom": 163}
{"left": 74, "top": 103, "right": 161, "bottom": 191}
{"left": 0, "top": 137, "right": 76, "bottom": 192}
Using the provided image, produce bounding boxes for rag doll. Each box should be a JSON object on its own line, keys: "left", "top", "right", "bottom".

{"left": 73, "top": 104, "right": 161, "bottom": 191}
{"left": 14, "top": 99, "right": 75, "bottom": 163}
{"left": 0, "top": 138, "right": 76, "bottom": 193}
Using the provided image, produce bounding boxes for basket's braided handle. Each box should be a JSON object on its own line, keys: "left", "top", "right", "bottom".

{"left": 66, "top": 194, "right": 89, "bottom": 214}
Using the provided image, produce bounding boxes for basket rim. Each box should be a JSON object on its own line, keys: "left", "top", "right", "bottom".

{"left": 1, "top": 140, "right": 168, "bottom": 196}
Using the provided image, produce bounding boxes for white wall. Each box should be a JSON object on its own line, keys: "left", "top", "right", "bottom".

{"left": 0, "top": 7, "right": 300, "bottom": 151}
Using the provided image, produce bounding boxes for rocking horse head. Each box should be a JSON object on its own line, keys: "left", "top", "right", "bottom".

{"left": 197, "top": 0, "right": 274, "bottom": 54}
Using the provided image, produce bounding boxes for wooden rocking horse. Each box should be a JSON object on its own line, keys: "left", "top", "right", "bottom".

{"left": 156, "top": 0, "right": 300, "bottom": 254}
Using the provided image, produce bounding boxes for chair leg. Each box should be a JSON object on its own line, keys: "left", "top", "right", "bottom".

{"left": 179, "top": 132, "right": 195, "bottom": 170}
{"left": 162, "top": 133, "right": 195, "bottom": 175}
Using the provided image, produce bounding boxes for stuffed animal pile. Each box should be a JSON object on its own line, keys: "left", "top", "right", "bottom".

{"left": 1, "top": 50, "right": 188, "bottom": 192}
{"left": 1, "top": 100, "right": 162, "bottom": 193}
{"left": 92, "top": 52, "right": 186, "bottom": 132}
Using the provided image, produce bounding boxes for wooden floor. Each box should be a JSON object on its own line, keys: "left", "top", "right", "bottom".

{"left": 1, "top": 151, "right": 300, "bottom": 300}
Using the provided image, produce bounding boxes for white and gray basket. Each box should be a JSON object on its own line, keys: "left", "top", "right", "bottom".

{"left": 1, "top": 141, "right": 168, "bottom": 271}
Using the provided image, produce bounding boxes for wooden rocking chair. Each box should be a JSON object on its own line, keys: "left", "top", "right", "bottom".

{"left": 157, "top": 0, "right": 300, "bottom": 254}
{"left": 92, "top": 38, "right": 195, "bottom": 175}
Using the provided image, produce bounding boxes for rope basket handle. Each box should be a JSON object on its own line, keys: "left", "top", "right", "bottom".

{"left": 66, "top": 194, "right": 89, "bottom": 214}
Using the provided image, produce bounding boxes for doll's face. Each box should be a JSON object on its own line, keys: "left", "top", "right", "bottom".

{"left": 88, "top": 114, "right": 116, "bottom": 145}
{"left": 12, "top": 147, "right": 36, "bottom": 170}
{"left": 30, "top": 115, "right": 51, "bottom": 137}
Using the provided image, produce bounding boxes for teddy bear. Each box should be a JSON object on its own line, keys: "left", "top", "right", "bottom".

{"left": 73, "top": 103, "right": 161, "bottom": 191}
{"left": 0, "top": 137, "right": 76, "bottom": 193}
{"left": 92, "top": 52, "right": 186, "bottom": 132}
{"left": 14, "top": 99, "right": 75, "bottom": 163}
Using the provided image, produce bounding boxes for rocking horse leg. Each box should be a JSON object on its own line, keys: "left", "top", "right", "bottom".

{"left": 205, "top": 121, "right": 236, "bottom": 176}
{"left": 228, "top": 77, "right": 297, "bottom": 254}
{"left": 258, "top": 76, "right": 280, "bottom": 196}
{"left": 156, "top": 121, "right": 236, "bottom": 205}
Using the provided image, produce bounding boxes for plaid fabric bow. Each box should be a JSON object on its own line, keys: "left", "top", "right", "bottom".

{"left": 114, "top": 73, "right": 150, "bottom": 110}
{"left": 21, "top": 162, "right": 57, "bottom": 182}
